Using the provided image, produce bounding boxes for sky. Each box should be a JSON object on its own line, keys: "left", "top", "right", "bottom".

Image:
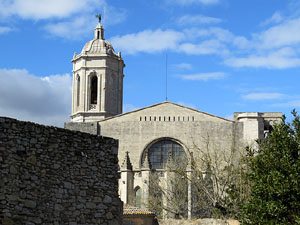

{"left": 1, "top": 0, "right": 300, "bottom": 127}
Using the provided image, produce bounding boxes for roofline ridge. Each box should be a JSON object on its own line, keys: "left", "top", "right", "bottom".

{"left": 99, "top": 101, "right": 233, "bottom": 122}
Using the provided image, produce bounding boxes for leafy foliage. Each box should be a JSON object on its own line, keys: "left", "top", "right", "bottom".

{"left": 241, "top": 110, "right": 300, "bottom": 224}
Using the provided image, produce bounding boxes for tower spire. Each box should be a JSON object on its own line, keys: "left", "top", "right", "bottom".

{"left": 121, "top": 151, "right": 133, "bottom": 170}
{"left": 94, "top": 14, "right": 104, "bottom": 39}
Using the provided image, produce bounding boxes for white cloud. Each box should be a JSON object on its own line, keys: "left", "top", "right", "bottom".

{"left": 216, "top": 16, "right": 300, "bottom": 69}
{"left": 256, "top": 17, "right": 300, "bottom": 49}
{"left": 177, "top": 14, "right": 222, "bottom": 26}
{"left": 260, "top": 12, "right": 284, "bottom": 27}
{"left": 45, "top": 16, "right": 95, "bottom": 40}
{"left": 183, "top": 27, "right": 233, "bottom": 42}
{"left": 232, "top": 36, "right": 252, "bottom": 49}
{"left": 177, "top": 72, "right": 227, "bottom": 81}
{"left": 0, "top": 26, "right": 13, "bottom": 34}
{"left": 0, "top": 0, "right": 127, "bottom": 40}
{"left": 0, "top": 0, "right": 103, "bottom": 20}
{"left": 272, "top": 100, "right": 300, "bottom": 107}
{"left": 178, "top": 39, "right": 229, "bottom": 55}
{"left": 242, "top": 93, "right": 285, "bottom": 100}
{"left": 110, "top": 27, "right": 232, "bottom": 55}
{"left": 45, "top": 8, "right": 127, "bottom": 40}
{"left": 172, "top": 63, "right": 193, "bottom": 71}
{"left": 167, "top": 0, "right": 219, "bottom": 5}
{"left": 102, "top": 5, "right": 127, "bottom": 26}
{"left": 110, "top": 29, "right": 184, "bottom": 54}
{"left": 0, "top": 68, "right": 72, "bottom": 127}
{"left": 225, "top": 47, "right": 300, "bottom": 69}
{"left": 123, "top": 104, "right": 140, "bottom": 113}
{"left": 176, "top": 101, "right": 196, "bottom": 109}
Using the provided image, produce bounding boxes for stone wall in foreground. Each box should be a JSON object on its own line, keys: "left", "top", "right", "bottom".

{"left": 0, "top": 117, "right": 122, "bottom": 225}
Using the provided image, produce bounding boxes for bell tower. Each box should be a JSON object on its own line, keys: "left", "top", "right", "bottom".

{"left": 70, "top": 16, "right": 125, "bottom": 122}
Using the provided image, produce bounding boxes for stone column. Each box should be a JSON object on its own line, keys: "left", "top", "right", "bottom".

{"left": 186, "top": 163, "right": 192, "bottom": 219}
{"left": 120, "top": 152, "right": 134, "bottom": 205}
{"left": 141, "top": 153, "right": 151, "bottom": 209}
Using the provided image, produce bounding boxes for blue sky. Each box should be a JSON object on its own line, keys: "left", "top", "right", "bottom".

{"left": 1, "top": 0, "right": 300, "bottom": 127}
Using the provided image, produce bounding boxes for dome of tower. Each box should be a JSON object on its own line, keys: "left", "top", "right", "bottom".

{"left": 80, "top": 21, "right": 118, "bottom": 57}
{"left": 81, "top": 39, "right": 118, "bottom": 56}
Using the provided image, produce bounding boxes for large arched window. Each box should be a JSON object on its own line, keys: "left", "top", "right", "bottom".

{"left": 90, "top": 76, "right": 98, "bottom": 104}
{"left": 146, "top": 140, "right": 186, "bottom": 169}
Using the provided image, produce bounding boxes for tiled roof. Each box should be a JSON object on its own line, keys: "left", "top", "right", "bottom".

{"left": 123, "top": 205, "right": 155, "bottom": 215}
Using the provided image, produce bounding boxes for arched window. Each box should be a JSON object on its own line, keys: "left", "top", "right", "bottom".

{"left": 90, "top": 76, "right": 98, "bottom": 104}
{"left": 135, "top": 187, "right": 142, "bottom": 208}
{"left": 146, "top": 140, "right": 186, "bottom": 169}
{"left": 76, "top": 75, "right": 80, "bottom": 107}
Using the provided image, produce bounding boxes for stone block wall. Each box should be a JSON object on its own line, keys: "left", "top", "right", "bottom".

{"left": 0, "top": 117, "right": 122, "bottom": 225}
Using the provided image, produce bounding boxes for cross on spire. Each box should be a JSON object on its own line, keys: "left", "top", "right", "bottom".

{"left": 95, "top": 14, "right": 101, "bottom": 23}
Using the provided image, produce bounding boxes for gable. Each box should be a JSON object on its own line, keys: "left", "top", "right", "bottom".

{"left": 99, "top": 101, "right": 233, "bottom": 124}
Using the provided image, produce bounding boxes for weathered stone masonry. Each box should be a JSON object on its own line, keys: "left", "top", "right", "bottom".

{"left": 0, "top": 117, "right": 122, "bottom": 225}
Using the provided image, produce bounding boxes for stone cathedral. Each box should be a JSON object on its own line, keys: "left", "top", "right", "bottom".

{"left": 65, "top": 20, "right": 282, "bottom": 218}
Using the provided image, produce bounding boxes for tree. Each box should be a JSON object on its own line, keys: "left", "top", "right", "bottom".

{"left": 147, "top": 136, "right": 250, "bottom": 219}
{"left": 148, "top": 156, "right": 189, "bottom": 219}
{"left": 241, "top": 110, "right": 300, "bottom": 224}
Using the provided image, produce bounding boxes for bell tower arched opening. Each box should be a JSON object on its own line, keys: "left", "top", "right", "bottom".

{"left": 90, "top": 75, "right": 98, "bottom": 105}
